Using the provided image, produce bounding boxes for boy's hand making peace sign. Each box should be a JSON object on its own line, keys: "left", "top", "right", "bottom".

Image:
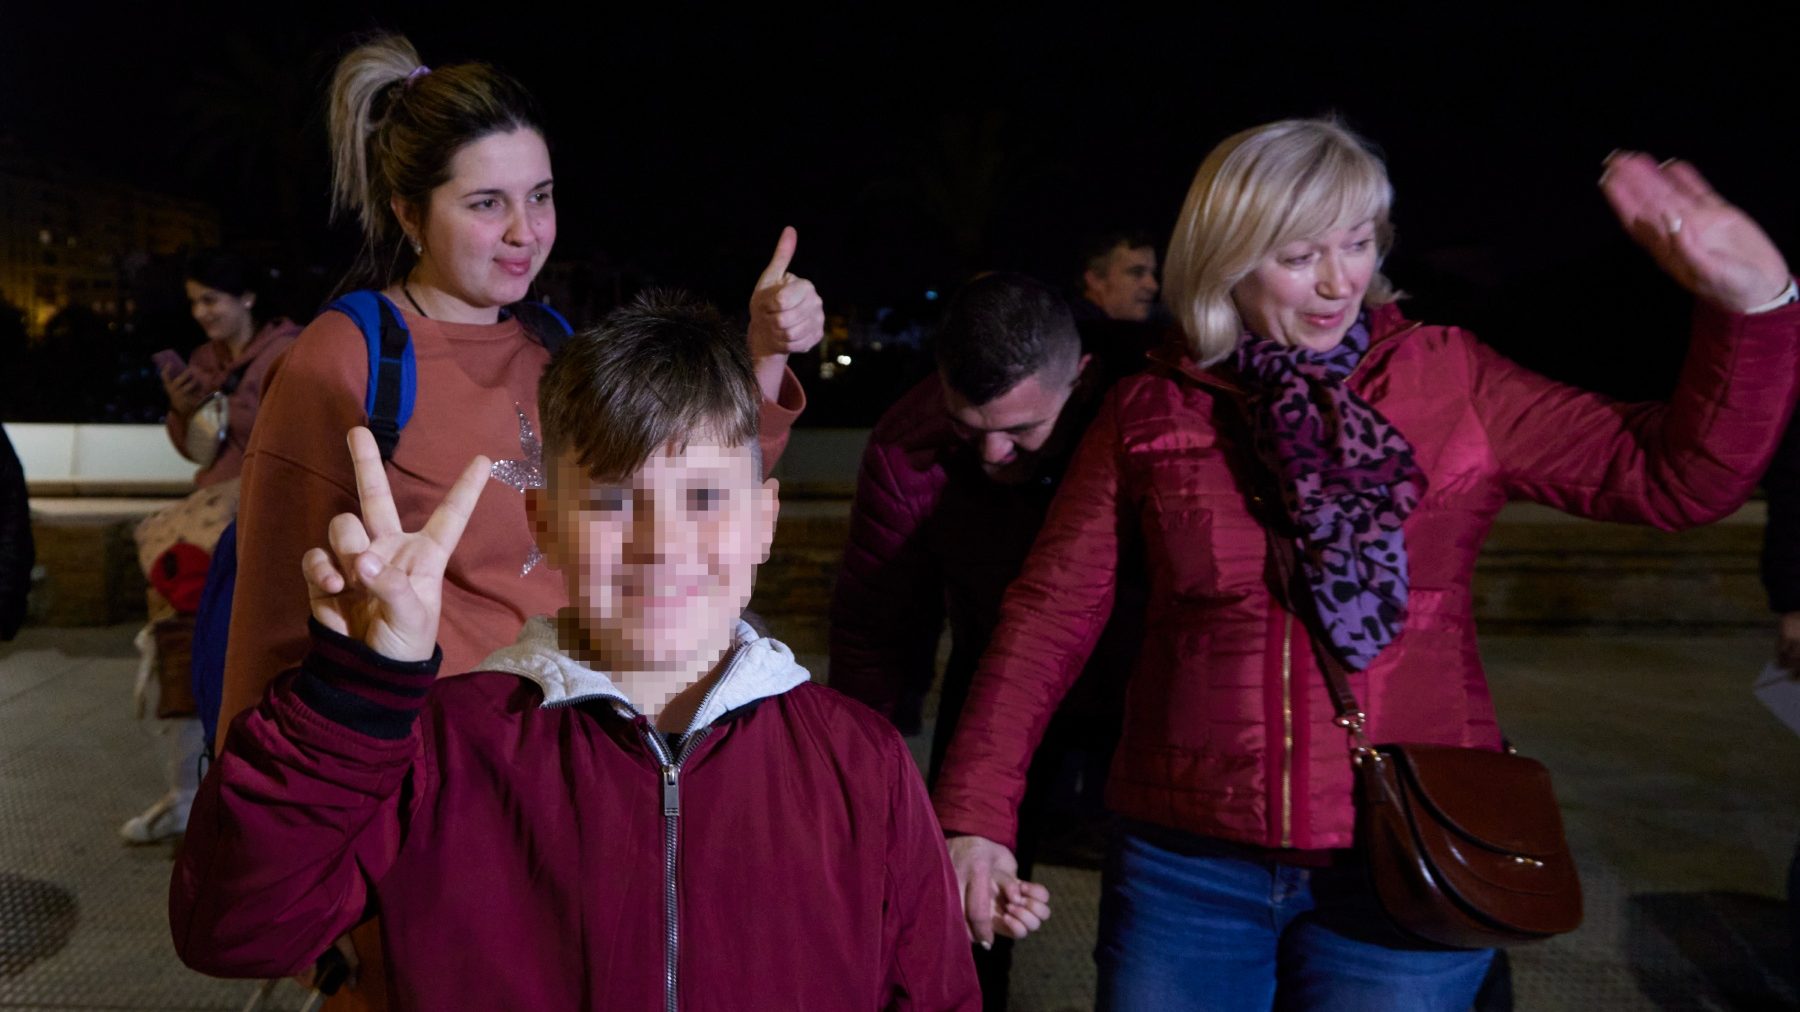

{"left": 301, "top": 427, "right": 490, "bottom": 662}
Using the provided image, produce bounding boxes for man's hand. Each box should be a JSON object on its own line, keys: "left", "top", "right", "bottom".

{"left": 300, "top": 427, "right": 488, "bottom": 662}
{"left": 947, "top": 834, "right": 1052, "bottom": 946}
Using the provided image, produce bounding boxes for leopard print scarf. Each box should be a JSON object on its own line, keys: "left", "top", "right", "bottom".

{"left": 1232, "top": 316, "right": 1426, "bottom": 670}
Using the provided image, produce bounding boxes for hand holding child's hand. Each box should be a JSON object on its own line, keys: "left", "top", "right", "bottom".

{"left": 947, "top": 834, "right": 1052, "bottom": 946}
{"left": 301, "top": 427, "right": 488, "bottom": 662}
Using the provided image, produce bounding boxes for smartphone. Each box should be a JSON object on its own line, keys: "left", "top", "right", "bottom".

{"left": 151, "top": 349, "right": 186, "bottom": 377}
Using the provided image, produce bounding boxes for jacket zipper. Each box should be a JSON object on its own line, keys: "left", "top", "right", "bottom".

{"left": 1280, "top": 612, "right": 1294, "bottom": 849}
{"left": 529, "top": 637, "right": 756, "bottom": 1012}
{"left": 637, "top": 663, "right": 736, "bottom": 1012}
{"left": 639, "top": 723, "right": 714, "bottom": 1012}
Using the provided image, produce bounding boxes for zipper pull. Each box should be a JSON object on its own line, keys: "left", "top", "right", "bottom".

{"left": 662, "top": 765, "right": 679, "bottom": 817}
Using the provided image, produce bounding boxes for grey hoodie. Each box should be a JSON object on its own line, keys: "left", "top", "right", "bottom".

{"left": 478, "top": 615, "right": 812, "bottom": 738}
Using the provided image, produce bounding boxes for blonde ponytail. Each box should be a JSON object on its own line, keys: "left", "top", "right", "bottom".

{"left": 327, "top": 34, "right": 421, "bottom": 247}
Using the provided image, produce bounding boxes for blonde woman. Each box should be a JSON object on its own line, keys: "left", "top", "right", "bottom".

{"left": 932, "top": 118, "right": 1799, "bottom": 1009}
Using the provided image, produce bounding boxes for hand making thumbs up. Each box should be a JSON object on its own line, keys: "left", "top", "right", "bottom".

{"left": 747, "top": 226, "right": 825, "bottom": 361}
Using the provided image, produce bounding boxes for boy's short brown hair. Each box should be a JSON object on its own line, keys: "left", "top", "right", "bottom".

{"left": 538, "top": 290, "right": 761, "bottom": 482}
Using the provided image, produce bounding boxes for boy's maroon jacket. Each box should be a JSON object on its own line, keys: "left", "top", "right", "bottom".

{"left": 170, "top": 618, "right": 978, "bottom": 1012}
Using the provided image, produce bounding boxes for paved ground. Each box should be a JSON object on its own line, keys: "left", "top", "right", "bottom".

{"left": 1, "top": 624, "right": 1796, "bottom": 1010}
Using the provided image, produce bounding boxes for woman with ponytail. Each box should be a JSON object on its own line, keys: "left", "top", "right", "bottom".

{"left": 192, "top": 34, "right": 820, "bottom": 1006}
{"left": 217, "top": 33, "right": 818, "bottom": 735}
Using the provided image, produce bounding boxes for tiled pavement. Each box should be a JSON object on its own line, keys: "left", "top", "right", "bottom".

{"left": 2, "top": 624, "right": 1796, "bottom": 1010}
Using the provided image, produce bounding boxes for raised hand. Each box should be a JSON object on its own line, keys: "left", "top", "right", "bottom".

{"left": 747, "top": 226, "right": 825, "bottom": 360}
{"left": 1600, "top": 152, "right": 1791, "bottom": 313}
{"left": 947, "top": 834, "right": 1053, "bottom": 946}
{"left": 301, "top": 427, "right": 489, "bottom": 662}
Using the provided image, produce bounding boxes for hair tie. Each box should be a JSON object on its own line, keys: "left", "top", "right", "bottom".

{"left": 406, "top": 64, "right": 431, "bottom": 85}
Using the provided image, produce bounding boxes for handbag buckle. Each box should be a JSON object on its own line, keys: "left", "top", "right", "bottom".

{"left": 1351, "top": 744, "right": 1382, "bottom": 767}
{"left": 1334, "top": 710, "right": 1366, "bottom": 733}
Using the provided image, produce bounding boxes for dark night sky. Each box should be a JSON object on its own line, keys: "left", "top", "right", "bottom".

{"left": 5, "top": 4, "right": 1797, "bottom": 401}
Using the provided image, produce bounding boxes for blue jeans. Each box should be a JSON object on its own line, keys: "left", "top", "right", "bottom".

{"left": 1095, "top": 824, "right": 1495, "bottom": 1011}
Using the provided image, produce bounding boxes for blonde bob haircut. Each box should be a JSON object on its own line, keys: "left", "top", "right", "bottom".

{"left": 1163, "top": 118, "right": 1398, "bottom": 366}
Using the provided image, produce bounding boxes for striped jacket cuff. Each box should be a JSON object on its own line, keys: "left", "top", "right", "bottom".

{"left": 293, "top": 619, "right": 441, "bottom": 740}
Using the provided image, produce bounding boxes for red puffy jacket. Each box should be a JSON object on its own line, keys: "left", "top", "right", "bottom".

{"left": 933, "top": 300, "right": 1800, "bottom": 852}
{"left": 172, "top": 620, "right": 977, "bottom": 1011}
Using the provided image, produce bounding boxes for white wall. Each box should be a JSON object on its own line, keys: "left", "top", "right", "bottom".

{"left": 4, "top": 423, "right": 192, "bottom": 490}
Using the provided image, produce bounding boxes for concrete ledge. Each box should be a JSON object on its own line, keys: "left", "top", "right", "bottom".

{"left": 1473, "top": 502, "right": 1771, "bottom": 634}
{"left": 747, "top": 499, "right": 1779, "bottom": 652}
{"left": 27, "top": 514, "right": 152, "bottom": 628}
{"left": 18, "top": 454, "right": 1776, "bottom": 638}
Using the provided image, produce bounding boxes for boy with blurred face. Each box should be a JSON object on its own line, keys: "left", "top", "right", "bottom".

{"left": 172, "top": 293, "right": 979, "bottom": 1011}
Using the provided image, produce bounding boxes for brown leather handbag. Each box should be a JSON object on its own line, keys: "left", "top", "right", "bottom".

{"left": 1308, "top": 634, "right": 1584, "bottom": 948}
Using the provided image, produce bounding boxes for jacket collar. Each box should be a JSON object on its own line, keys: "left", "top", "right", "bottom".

{"left": 476, "top": 616, "right": 812, "bottom": 737}
{"left": 1149, "top": 302, "right": 1419, "bottom": 393}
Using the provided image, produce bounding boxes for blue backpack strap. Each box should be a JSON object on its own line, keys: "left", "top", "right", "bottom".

{"left": 327, "top": 291, "right": 416, "bottom": 461}
{"left": 508, "top": 300, "right": 575, "bottom": 355}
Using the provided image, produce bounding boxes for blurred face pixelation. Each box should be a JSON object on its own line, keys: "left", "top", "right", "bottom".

{"left": 530, "top": 438, "right": 777, "bottom": 711}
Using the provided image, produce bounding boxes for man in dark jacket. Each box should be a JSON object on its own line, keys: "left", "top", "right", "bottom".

{"left": 830, "top": 273, "right": 1142, "bottom": 1009}
{"left": 1072, "top": 230, "right": 1159, "bottom": 326}
{"left": 1070, "top": 230, "right": 1168, "bottom": 387}
{"left": 0, "top": 427, "right": 32, "bottom": 641}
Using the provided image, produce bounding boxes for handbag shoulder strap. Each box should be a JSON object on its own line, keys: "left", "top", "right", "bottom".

{"left": 1262, "top": 526, "right": 1367, "bottom": 727}
{"left": 217, "top": 357, "right": 256, "bottom": 397}
{"left": 1212, "top": 389, "right": 1374, "bottom": 746}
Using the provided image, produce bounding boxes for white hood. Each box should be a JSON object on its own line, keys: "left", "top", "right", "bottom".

{"left": 476, "top": 615, "right": 811, "bottom": 737}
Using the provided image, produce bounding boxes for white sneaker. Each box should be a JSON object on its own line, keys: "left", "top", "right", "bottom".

{"left": 119, "top": 792, "right": 189, "bottom": 844}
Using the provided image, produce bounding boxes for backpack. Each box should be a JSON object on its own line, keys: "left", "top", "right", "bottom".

{"left": 192, "top": 293, "right": 573, "bottom": 746}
